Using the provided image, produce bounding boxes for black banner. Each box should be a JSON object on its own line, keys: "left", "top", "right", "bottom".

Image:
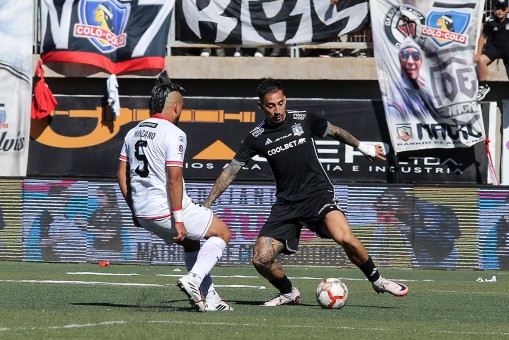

{"left": 28, "top": 96, "right": 488, "bottom": 183}
{"left": 176, "top": 0, "right": 369, "bottom": 45}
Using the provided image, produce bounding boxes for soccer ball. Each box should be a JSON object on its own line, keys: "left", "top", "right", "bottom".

{"left": 316, "top": 278, "right": 348, "bottom": 309}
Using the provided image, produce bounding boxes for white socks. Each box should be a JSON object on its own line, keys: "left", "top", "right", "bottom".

{"left": 183, "top": 237, "right": 226, "bottom": 298}
{"left": 183, "top": 250, "right": 213, "bottom": 294}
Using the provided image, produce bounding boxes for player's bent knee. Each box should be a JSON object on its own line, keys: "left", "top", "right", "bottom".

{"left": 220, "top": 227, "right": 231, "bottom": 243}
{"left": 330, "top": 228, "right": 356, "bottom": 247}
{"left": 252, "top": 254, "right": 273, "bottom": 270}
{"left": 206, "top": 217, "right": 231, "bottom": 243}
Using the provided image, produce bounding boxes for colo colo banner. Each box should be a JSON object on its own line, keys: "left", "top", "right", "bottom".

{"left": 0, "top": 1, "right": 33, "bottom": 176}
{"left": 40, "top": 0, "right": 173, "bottom": 75}
{"left": 177, "top": 0, "right": 369, "bottom": 45}
{"left": 371, "top": 0, "right": 486, "bottom": 153}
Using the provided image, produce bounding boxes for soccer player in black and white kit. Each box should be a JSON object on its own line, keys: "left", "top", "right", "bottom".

{"left": 204, "top": 79, "right": 408, "bottom": 306}
{"left": 117, "top": 73, "right": 233, "bottom": 312}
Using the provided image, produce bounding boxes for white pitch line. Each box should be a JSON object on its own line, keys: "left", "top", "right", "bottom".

{"left": 66, "top": 272, "right": 140, "bottom": 276}
{"left": 49, "top": 321, "right": 127, "bottom": 329}
{"left": 0, "top": 279, "right": 169, "bottom": 287}
{"left": 154, "top": 273, "right": 422, "bottom": 283}
{"left": 65, "top": 271, "right": 506, "bottom": 285}
{"left": 0, "top": 279, "right": 265, "bottom": 289}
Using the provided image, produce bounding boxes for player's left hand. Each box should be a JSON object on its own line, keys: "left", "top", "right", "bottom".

{"left": 357, "top": 142, "right": 386, "bottom": 162}
{"left": 173, "top": 222, "right": 188, "bottom": 242}
{"left": 373, "top": 144, "right": 386, "bottom": 161}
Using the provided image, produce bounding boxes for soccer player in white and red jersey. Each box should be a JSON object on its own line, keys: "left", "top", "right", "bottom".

{"left": 117, "top": 72, "right": 233, "bottom": 312}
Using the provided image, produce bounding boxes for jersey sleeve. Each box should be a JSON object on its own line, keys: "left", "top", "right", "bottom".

{"left": 165, "top": 130, "right": 186, "bottom": 167}
{"left": 233, "top": 133, "right": 258, "bottom": 164}
{"left": 119, "top": 138, "right": 128, "bottom": 162}
{"left": 306, "top": 112, "right": 330, "bottom": 138}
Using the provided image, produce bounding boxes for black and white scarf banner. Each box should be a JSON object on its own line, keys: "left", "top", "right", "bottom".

{"left": 177, "top": 0, "right": 369, "bottom": 45}
{"left": 40, "top": 0, "right": 173, "bottom": 75}
{"left": 371, "top": 0, "right": 486, "bottom": 153}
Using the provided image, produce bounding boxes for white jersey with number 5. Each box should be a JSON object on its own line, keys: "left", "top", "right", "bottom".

{"left": 119, "top": 115, "right": 191, "bottom": 219}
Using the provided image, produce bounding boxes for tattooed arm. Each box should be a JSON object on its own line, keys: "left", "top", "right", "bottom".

{"left": 326, "top": 124, "right": 360, "bottom": 148}
{"left": 327, "top": 123, "right": 386, "bottom": 161}
{"left": 203, "top": 159, "right": 243, "bottom": 208}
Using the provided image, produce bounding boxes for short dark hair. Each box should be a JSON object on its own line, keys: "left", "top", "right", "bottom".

{"left": 149, "top": 71, "right": 185, "bottom": 114}
{"left": 257, "top": 79, "right": 283, "bottom": 101}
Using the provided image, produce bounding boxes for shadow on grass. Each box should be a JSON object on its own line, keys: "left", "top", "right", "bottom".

{"left": 231, "top": 300, "right": 396, "bottom": 309}
{"left": 70, "top": 299, "right": 197, "bottom": 312}
{"left": 231, "top": 300, "right": 315, "bottom": 307}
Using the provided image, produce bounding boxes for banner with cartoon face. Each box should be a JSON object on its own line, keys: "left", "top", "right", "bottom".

{"left": 40, "top": 0, "right": 173, "bottom": 75}
{"left": 371, "top": 1, "right": 486, "bottom": 153}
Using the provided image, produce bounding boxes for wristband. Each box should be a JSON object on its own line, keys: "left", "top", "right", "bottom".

{"left": 357, "top": 142, "right": 377, "bottom": 158}
{"left": 172, "top": 208, "right": 183, "bottom": 223}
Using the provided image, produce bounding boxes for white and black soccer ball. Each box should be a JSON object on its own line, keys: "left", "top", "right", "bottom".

{"left": 316, "top": 278, "right": 348, "bottom": 309}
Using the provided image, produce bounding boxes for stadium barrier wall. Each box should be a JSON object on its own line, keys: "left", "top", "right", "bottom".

{"left": 0, "top": 178, "right": 508, "bottom": 270}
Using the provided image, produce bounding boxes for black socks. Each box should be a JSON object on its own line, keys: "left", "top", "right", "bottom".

{"left": 269, "top": 275, "right": 293, "bottom": 294}
{"left": 357, "top": 256, "right": 381, "bottom": 282}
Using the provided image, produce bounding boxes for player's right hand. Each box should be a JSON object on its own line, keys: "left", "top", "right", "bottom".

{"left": 173, "top": 222, "right": 188, "bottom": 242}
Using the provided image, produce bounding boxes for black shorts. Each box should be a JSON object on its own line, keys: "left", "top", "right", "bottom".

{"left": 483, "top": 43, "right": 509, "bottom": 64}
{"left": 258, "top": 191, "right": 343, "bottom": 254}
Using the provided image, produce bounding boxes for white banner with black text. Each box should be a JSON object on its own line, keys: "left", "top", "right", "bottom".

{"left": 371, "top": 0, "right": 486, "bottom": 153}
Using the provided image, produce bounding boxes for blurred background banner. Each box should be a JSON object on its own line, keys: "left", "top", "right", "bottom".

{"left": 40, "top": 0, "right": 173, "bottom": 76}
{"left": 6, "top": 178, "right": 505, "bottom": 270}
{"left": 371, "top": 0, "right": 486, "bottom": 153}
{"left": 0, "top": 1, "right": 33, "bottom": 176}
{"left": 176, "top": 0, "right": 369, "bottom": 45}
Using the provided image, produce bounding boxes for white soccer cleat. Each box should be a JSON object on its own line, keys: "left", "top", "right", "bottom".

{"left": 204, "top": 299, "right": 234, "bottom": 312}
{"left": 262, "top": 286, "right": 301, "bottom": 306}
{"left": 372, "top": 277, "right": 409, "bottom": 297}
{"left": 177, "top": 276, "right": 205, "bottom": 312}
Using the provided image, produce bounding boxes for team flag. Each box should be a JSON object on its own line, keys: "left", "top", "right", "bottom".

{"left": 177, "top": 0, "right": 369, "bottom": 45}
{"left": 371, "top": 0, "right": 486, "bottom": 153}
{"left": 40, "top": 0, "right": 173, "bottom": 76}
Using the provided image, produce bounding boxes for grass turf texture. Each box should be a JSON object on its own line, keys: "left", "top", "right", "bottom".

{"left": 0, "top": 262, "right": 507, "bottom": 339}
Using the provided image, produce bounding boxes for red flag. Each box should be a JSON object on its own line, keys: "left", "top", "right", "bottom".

{"left": 31, "top": 62, "right": 58, "bottom": 120}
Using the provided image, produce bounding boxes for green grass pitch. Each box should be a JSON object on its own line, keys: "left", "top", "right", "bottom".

{"left": 0, "top": 262, "right": 507, "bottom": 339}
